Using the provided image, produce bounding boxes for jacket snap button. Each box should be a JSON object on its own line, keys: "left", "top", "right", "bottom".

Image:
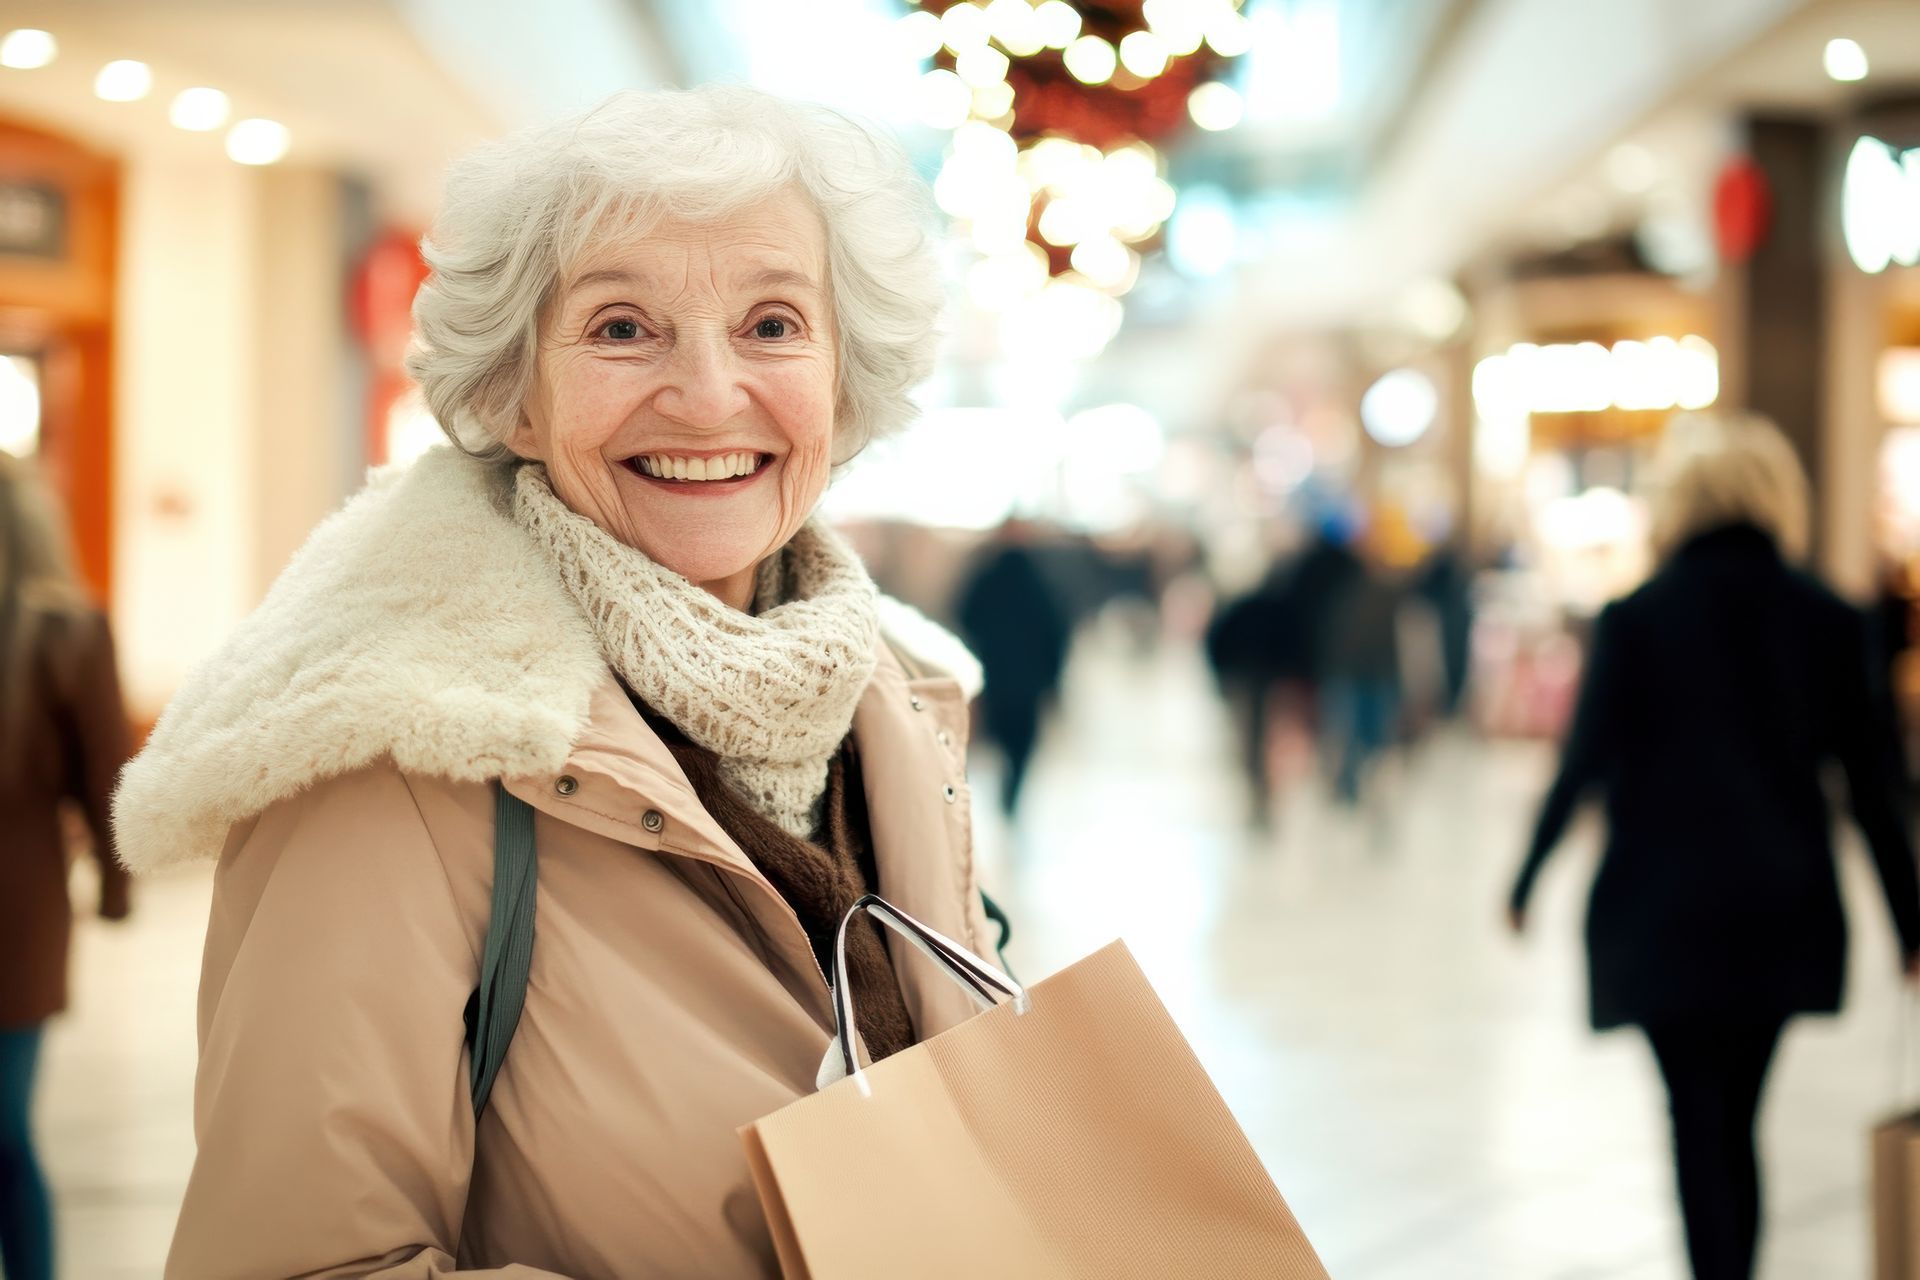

{"left": 937, "top": 729, "right": 952, "bottom": 747}
{"left": 555, "top": 775, "right": 578, "bottom": 797}
{"left": 943, "top": 785, "right": 956, "bottom": 804}
{"left": 641, "top": 809, "right": 665, "bottom": 833}
{"left": 910, "top": 695, "right": 924, "bottom": 711}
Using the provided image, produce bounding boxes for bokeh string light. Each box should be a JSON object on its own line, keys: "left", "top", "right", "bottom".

{"left": 904, "top": 0, "right": 1249, "bottom": 356}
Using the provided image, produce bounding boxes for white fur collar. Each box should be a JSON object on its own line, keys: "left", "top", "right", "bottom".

{"left": 112, "top": 447, "right": 978, "bottom": 874}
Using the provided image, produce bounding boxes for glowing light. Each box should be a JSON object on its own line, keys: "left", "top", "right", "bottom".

{"left": 1843, "top": 135, "right": 1920, "bottom": 274}
{"left": 225, "top": 118, "right": 291, "bottom": 166}
{"left": 893, "top": 10, "right": 944, "bottom": 61}
{"left": 0, "top": 29, "right": 55, "bottom": 70}
{"left": 1187, "top": 82, "right": 1243, "bottom": 131}
{"left": 1034, "top": 1, "right": 1082, "bottom": 49}
{"left": 1824, "top": 37, "right": 1868, "bottom": 82}
{"left": 1064, "top": 35, "right": 1117, "bottom": 85}
{"left": 1471, "top": 336, "right": 1721, "bottom": 417}
{"left": 971, "top": 81, "right": 1015, "bottom": 119}
{"left": 1607, "top": 340, "right": 1669, "bottom": 411}
{"left": 1069, "top": 235, "right": 1136, "bottom": 292}
{"left": 985, "top": 0, "right": 1045, "bottom": 57}
{"left": 1206, "top": 10, "right": 1255, "bottom": 57}
{"left": 0, "top": 356, "right": 40, "bottom": 457}
{"left": 1881, "top": 349, "right": 1920, "bottom": 425}
{"left": 94, "top": 59, "right": 152, "bottom": 102}
{"left": 1038, "top": 196, "right": 1093, "bottom": 246}
{"left": 1021, "top": 136, "right": 1094, "bottom": 189}
{"left": 1118, "top": 30, "right": 1170, "bottom": 78}
{"left": 915, "top": 68, "right": 973, "bottom": 131}
{"left": 955, "top": 44, "right": 1011, "bottom": 89}
{"left": 1001, "top": 279, "right": 1125, "bottom": 361}
{"left": 1674, "top": 335, "right": 1719, "bottom": 410}
{"left": 1397, "top": 278, "right": 1468, "bottom": 342}
{"left": 1143, "top": 0, "right": 1207, "bottom": 56}
{"left": 169, "top": 87, "right": 230, "bottom": 132}
{"left": 967, "top": 243, "right": 1050, "bottom": 311}
{"left": 940, "top": 3, "right": 991, "bottom": 54}
{"left": 1361, "top": 369, "right": 1439, "bottom": 447}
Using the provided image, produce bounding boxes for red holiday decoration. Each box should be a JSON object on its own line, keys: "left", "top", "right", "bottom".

{"left": 1712, "top": 156, "right": 1772, "bottom": 265}
{"left": 348, "top": 229, "right": 430, "bottom": 368}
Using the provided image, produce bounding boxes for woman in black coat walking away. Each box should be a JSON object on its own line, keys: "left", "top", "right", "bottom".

{"left": 1507, "top": 413, "right": 1920, "bottom": 1280}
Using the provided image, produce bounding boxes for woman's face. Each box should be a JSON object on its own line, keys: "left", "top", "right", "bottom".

{"left": 510, "top": 188, "right": 837, "bottom": 610}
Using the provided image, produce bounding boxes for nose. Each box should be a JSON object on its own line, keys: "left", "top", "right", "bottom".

{"left": 652, "top": 331, "right": 750, "bottom": 429}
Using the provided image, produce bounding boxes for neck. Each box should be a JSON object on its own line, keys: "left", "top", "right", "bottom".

{"left": 702, "top": 564, "right": 759, "bottom": 613}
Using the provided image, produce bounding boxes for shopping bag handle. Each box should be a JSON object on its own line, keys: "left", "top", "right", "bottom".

{"left": 818, "top": 893, "right": 1029, "bottom": 1096}
{"left": 1897, "top": 986, "right": 1920, "bottom": 1109}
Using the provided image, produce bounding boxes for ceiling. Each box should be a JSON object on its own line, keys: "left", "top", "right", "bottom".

{"left": 0, "top": 0, "right": 674, "bottom": 221}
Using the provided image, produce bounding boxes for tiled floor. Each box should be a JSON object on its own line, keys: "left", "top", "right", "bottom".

{"left": 41, "top": 615, "right": 1907, "bottom": 1276}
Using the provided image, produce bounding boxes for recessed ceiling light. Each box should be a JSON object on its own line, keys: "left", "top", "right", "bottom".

{"left": 169, "top": 87, "right": 230, "bottom": 132}
{"left": 225, "top": 118, "right": 290, "bottom": 166}
{"left": 0, "top": 29, "right": 56, "bottom": 70}
{"left": 94, "top": 59, "right": 152, "bottom": 102}
{"left": 1824, "top": 37, "right": 1868, "bottom": 82}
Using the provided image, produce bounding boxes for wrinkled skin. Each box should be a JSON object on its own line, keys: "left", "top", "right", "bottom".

{"left": 508, "top": 187, "right": 837, "bottom": 611}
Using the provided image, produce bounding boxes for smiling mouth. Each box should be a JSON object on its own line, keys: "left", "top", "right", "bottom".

{"left": 623, "top": 452, "right": 773, "bottom": 484}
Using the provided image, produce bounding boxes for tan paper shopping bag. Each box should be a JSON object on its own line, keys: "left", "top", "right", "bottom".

{"left": 739, "top": 896, "right": 1329, "bottom": 1280}
{"left": 1874, "top": 1109, "right": 1920, "bottom": 1280}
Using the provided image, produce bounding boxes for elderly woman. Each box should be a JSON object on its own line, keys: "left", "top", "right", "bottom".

{"left": 1507, "top": 413, "right": 1920, "bottom": 1280}
{"left": 115, "top": 86, "right": 997, "bottom": 1277}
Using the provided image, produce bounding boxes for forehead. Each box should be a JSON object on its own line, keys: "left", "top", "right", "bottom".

{"left": 567, "top": 187, "right": 828, "bottom": 295}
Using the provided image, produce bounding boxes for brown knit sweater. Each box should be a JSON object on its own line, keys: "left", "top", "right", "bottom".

{"left": 630, "top": 696, "right": 918, "bottom": 1065}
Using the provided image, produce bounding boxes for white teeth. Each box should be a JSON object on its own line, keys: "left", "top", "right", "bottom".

{"left": 636, "top": 452, "right": 763, "bottom": 481}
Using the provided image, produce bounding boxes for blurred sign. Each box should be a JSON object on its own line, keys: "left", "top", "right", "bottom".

{"left": 1843, "top": 135, "right": 1920, "bottom": 274}
{"left": 0, "top": 181, "right": 65, "bottom": 260}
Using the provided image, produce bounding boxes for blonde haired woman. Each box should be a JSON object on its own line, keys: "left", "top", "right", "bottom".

{"left": 0, "top": 453, "right": 132, "bottom": 1280}
{"left": 1507, "top": 412, "right": 1920, "bottom": 1280}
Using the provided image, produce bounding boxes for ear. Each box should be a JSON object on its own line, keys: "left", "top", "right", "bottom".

{"left": 501, "top": 406, "right": 544, "bottom": 462}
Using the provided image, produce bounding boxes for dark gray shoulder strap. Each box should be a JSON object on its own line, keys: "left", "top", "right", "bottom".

{"left": 465, "top": 784, "right": 538, "bottom": 1118}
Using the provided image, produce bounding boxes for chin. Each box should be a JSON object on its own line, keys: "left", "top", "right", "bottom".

{"left": 636, "top": 526, "right": 768, "bottom": 587}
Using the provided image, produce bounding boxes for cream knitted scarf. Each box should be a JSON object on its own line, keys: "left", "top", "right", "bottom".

{"left": 512, "top": 465, "right": 878, "bottom": 838}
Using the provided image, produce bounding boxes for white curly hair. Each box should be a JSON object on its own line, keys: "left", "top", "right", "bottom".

{"left": 406, "top": 85, "right": 945, "bottom": 466}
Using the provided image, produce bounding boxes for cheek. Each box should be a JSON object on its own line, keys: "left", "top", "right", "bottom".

{"left": 766, "top": 363, "right": 836, "bottom": 453}
{"left": 549, "top": 364, "right": 637, "bottom": 456}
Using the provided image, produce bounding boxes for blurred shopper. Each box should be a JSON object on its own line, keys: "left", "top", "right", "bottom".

{"left": 114, "top": 88, "right": 1003, "bottom": 1278}
{"left": 956, "top": 519, "right": 1071, "bottom": 816}
{"left": 1205, "top": 564, "right": 1300, "bottom": 828}
{"left": 1413, "top": 545, "right": 1474, "bottom": 719}
{"left": 1506, "top": 413, "right": 1920, "bottom": 1280}
{"left": 1319, "top": 543, "right": 1403, "bottom": 808}
{"left": 0, "top": 453, "right": 132, "bottom": 1280}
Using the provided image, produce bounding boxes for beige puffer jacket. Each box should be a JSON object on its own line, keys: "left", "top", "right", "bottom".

{"left": 113, "top": 449, "right": 994, "bottom": 1278}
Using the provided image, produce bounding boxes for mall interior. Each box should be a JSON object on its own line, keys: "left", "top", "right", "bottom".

{"left": 4, "top": 0, "right": 1920, "bottom": 1276}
